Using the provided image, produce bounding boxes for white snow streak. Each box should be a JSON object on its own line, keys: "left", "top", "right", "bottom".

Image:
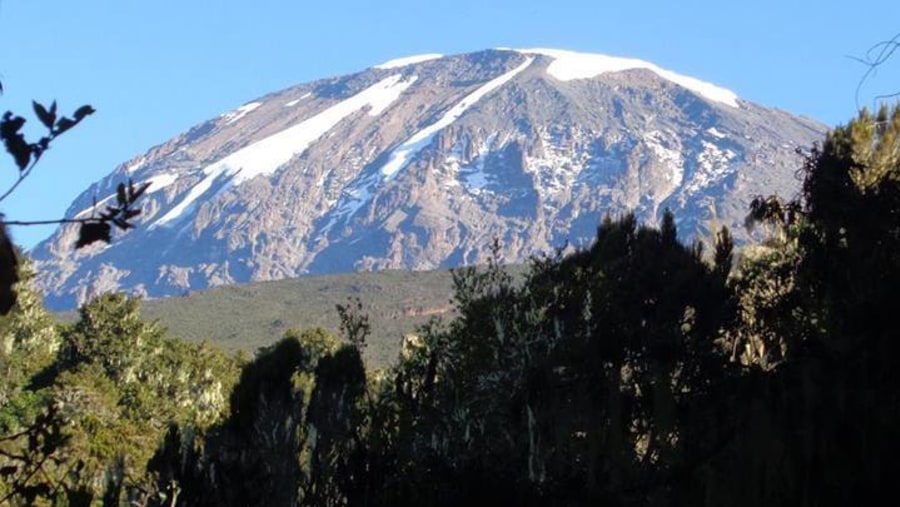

{"left": 151, "top": 172, "right": 222, "bottom": 228}
{"left": 374, "top": 53, "right": 443, "bottom": 69}
{"left": 516, "top": 48, "right": 739, "bottom": 108}
{"left": 380, "top": 57, "right": 534, "bottom": 179}
{"left": 152, "top": 74, "right": 416, "bottom": 228}
{"left": 706, "top": 127, "right": 727, "bottom": 138}
{"left": 222, "top": 102, "right": 262, "bottom": 124}
{"left": 285, "top": 92, "right": 313, "bottom": 107}
{"left": 124, "top": 157, "right": 146, "bottom": 173}
{"left": 144, "top": 173, "right": 179, "bottom": 194}
{"left": 318, "top": 59, "right": 533, "bottom": 236}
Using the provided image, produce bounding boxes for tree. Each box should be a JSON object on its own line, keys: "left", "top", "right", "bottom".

{"left": 148, "top": 328, "right": 339, "bottom": 506}
{"left": 700, "top": 105, "right": 900, "bottom": 506}
{"left": 366, "top": 214, "right": 736, "bottom": 505}
{"left": 304, "top": 344, "right": 367, "bottom": 506}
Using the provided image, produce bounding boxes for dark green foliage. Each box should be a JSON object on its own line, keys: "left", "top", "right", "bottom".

{"left": 304, "top": 345, "right": 367, "bottom": 506}
{"left": 377, "top": 212, "right": 733, "bottom": 505}
{"left": 688, "top": 106, "right": 900, "bottom": 506}
{"left": 336, "top": 297, "right": 370, "bottom": 351}
{"left": 713, "top": 226, "right": 734, "bottom": 280}
{"left": 1, "top": 292, "right": 239, "bottom": 504}
{"left": 0, "top": 223, "right": 17, "bottom": 315}
{"left": 6, "top": 105, "right": 900, "bottom": 505}
{"left": 750, "top": 106, "right": 900, "bottom": 504}
{"left": 204, "top": 337, "right": 311, "bottom": 506}
{"left": 147, "top": 328, "right": 341, "bottom": 507}
{"left": 228, "top": 337, "right": 310, "bottom": 434}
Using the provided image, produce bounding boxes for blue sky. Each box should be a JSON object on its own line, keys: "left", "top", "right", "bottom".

{"left": 1, "top": 0, "right": 898, "bottom": 248}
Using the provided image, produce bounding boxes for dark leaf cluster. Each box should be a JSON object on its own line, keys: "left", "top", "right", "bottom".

{"left": 0, "top": 102, "right": 93, "bottom": 175}
{"left": 75, "top": 179, "right": 149, "bottom": 248}
{"left": 1, "top": 93, "right": 149, "bottom": 316}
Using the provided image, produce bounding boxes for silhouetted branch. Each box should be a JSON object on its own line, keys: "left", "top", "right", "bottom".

{"left": 1, "top": 217, "right": 104, "bottom": 227}
{"left": 853, "top": 31, "right": 900, "bottom": 112}
{"left": 0, "top": 156, "right": 39, "bottom": 203}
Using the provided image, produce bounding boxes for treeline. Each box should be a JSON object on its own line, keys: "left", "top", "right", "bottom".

{"left": 2, "top": 106, "right": 900, "bottom": 505}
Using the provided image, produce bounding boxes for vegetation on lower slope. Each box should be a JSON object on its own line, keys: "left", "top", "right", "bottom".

{"left": 137, "top": 269, "right": 488, "bottom": 368}
{"left": 2, "top": 106, "right": 900, "bottom": 505}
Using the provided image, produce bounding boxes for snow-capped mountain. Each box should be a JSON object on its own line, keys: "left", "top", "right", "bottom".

{"left": 31, "top": 48, "right": 825, "bottom": 309}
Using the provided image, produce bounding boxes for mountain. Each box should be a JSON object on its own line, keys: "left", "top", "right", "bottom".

{"left": 31, "top": 48, "right": 826, "bottom": 310}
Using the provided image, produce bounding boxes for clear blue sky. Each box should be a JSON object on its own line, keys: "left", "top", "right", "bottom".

{"left": 1, "top": 0, "right": 898, "bottom": 248}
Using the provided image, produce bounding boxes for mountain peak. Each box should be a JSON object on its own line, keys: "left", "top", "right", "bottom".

{"left": 509, "top": 48, "right": 740, "bottom": 107}
{"left": 373, "top": 48, "right": 740, "bottom": 108}
{"left": 373, "top": 53, "right": 444, "bottom": 69}
{"left": 33, "top": 48, "right": 823, "bottom": 309}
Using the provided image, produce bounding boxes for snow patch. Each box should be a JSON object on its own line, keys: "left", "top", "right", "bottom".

{"left": 152, "top": 74, "right": 416, "bottom": 228}
{"left": 460, "top": 132, "right": 499, "bottom": 191}
{"left": 124, "top": 157, "right": 146, "bottom": 174}
{"left": 152, "top": 171, "right": 225, "bottom": 227}
{"left": 144, "top": 173, "right": 179, "bottom": 194}
{"left": 525, "top": 127, "right": 595, "bottom": 201}
{"left": 516, "top": 48, "right": 739, "bottom": 108}
{"left": 222, "top": 102, "right": 262, "bottom": 124}
{"left": 380, "top": 57, "right": 534, "bottom": 180}
{"left": 374, "top": 53, "right": 443, "bottom": 69}
{"left": 642, "top": 130, "right": 685, "bottom": 186}
{"left": 683, "top": 141, "right": 737, "bottom": 195}
{"left": 706, "top": 127, "right": 727, "bottom": 138}
{"left": 441, "top": 133, "right": 500, "bottom": 195}
{"left": 285, "top": 92, "right": 313, "bottom": 107}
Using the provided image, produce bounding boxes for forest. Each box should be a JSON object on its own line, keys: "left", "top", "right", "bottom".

{"left": 1, "top": 105, "right": 899, "bottom": 505}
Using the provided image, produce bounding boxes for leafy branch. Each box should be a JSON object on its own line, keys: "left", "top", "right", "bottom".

{"left": 0, "top": 86, "right": 149, "bottom": 315}
{"left": 0, "top": 180, "right": 149, "bottom": 248}
{"left": 0, "top": 100, "right": 148, "bottom": 248}
{"left": 0, "top": 101, "right": 94, "bottom": 202}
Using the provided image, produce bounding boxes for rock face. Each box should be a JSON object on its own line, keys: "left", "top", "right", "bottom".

{"left": 31, "top": 48, "right": 826, "bottom": 310}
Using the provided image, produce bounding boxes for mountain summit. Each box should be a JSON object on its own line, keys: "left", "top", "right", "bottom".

{"left": 32, "top": 48, "right": 825, "bottom": 309}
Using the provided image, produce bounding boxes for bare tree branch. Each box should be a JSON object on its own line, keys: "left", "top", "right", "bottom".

{"left": 853, "top": 31, "right": 900, "bottom": 112}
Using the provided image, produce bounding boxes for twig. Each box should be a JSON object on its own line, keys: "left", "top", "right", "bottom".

{"left": 853, "top": 32, "right": 900, "bottom": 112}
{"left": 0, "top": 447, "right": 55, "bottom": 505}
{"left": 0, "top": 156, "right": 40, "bottom": 204}
{"left": 1, "top": 217, "right": 99, "bottom": 227}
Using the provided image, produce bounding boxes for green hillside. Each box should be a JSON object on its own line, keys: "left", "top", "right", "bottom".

{"left": 138, "top": 269, "right": 462, "bottom": 368}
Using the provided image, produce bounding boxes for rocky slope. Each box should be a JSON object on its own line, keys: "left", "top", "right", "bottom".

{"left": 31, "top": 48, "right": 826, "bottom": 309}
